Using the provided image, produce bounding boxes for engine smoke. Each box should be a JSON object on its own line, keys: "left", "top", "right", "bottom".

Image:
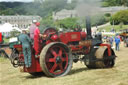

{"left": 75, "top": 0, "right": 102, "bottom": 17}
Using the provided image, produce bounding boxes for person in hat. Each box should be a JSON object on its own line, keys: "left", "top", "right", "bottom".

{"left": 29, "top": 20, "right": 37, "bottom": 42}
{"left": 18, "top": 30, "right": 32, "bottom": 67}
{"left": 34, "top": 22, "right": 41, "bottom": 58}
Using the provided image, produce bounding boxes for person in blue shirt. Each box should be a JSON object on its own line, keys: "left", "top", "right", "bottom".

{"left": 18, "top": 30, "right": 32, "bottom": 68}
{"left": 115, "top": 36, "right": 120, "bottom": 51}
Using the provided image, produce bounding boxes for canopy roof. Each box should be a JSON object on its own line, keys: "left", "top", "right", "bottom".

{"left": 0, "top": 23, "right": 21, "bottom": 32}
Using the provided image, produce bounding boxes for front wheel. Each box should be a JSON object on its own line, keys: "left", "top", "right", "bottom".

{"left": 84, "top": 47, "right": 116, "bottom": 69}
{"left": 40, "top": 42, "right": 73, "bottom": 77}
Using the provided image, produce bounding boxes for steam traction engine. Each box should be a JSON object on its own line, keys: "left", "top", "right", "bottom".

{"left": 10, "top": 17, "right": 116, "bottom": 77}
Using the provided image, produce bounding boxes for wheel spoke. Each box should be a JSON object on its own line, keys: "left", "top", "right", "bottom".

{"left": 41, "top": 42, "right": 72, "bottom": 77}
{"left": 59, "top": 63, "right": 63, "bottom": 71}
{"left": 46, "top": 58, "right": 55, "bottom": 62}
{"left": 50, "top": 63, "right": 57, "bottom": 73}
{"left": 61, "top": 57, "right": 68, "bottom": 62}
{"left": 58, "top": 49, "right": 62, "bottom": 56}
{"left": 50, "top": 48, "right": 57, "bottom": 57}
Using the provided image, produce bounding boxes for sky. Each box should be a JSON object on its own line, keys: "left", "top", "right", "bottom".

{"left": 0, "top": 0, "right": 34, "bottom": 2}
{"left": 0, "top": 0, "right": 71, "bottom": 3}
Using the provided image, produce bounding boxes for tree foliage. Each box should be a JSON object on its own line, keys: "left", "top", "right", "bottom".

{"left": 110, "top": 10, "right": 128, "bottom": 25}
{"left": 0, "top": 0, "right": 127, "bottom": 17}
{"left": 0, "top": 0, "right": 77, "bottom": 17}
{"left": 10, "top": 29, "right": 21, "bottom": 37}
{"left": 39, "top": 15, "right": 55, "bottom": 32}
{"left": 102, "top": 0, "right": 128, "bottom": 7}
{"left": 55, "top": 18, "right": 78, "bottom": 29}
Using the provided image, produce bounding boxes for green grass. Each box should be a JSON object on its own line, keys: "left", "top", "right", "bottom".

{"left": 99, "top": 25, "right": 128, "bottom": 32}
{"left": 0, "top": 43, "right": 128, "bottom": 85}
{"left": 0, "top": 57, "right": 8, "bottom": 62}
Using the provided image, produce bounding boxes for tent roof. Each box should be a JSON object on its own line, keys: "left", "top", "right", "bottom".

{"left": 0, "top": 23, "right": 21, "bottom": 32}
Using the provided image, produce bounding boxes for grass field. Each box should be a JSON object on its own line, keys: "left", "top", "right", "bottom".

{"left": 0, "top": 42, "right": 128, "bottom": 85}
{"left": 99, "top": 25, "right": 128, "bottom": 32}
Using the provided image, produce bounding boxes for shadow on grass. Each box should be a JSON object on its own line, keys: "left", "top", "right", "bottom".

{"left": 68, "top": 67, "right": 89, "bottom": 75}
{"left": 25, "top": 72, "right": 45, "bottom": 79}
{"left": 25, "top": 68, "right": 90, "bottom": 79}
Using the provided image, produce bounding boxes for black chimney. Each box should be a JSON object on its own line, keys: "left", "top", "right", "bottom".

{"left": 86, "top": 16, "right": 92, "bottom": 39}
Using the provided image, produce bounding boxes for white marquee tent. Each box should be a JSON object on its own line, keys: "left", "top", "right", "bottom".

{"left": 0, "top": 23, "right": 21, "bottom": 32}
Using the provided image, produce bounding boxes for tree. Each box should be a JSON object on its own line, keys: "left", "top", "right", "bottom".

{"left": 120, "top": 0, "right": 128, "bottom": 6}
{"left": 110, "top": 10, "right": 128, "bottom": 25}
{"left": 102, "top": 0, "right": 128, "bottom": 7}
{"left": 40, "top": 15, "right": 54, "bottom": 29}
{"left": 35, "top": 0, "right": 67, "bottom": 17}
{"left": 55, "top": 18, "right": 78, "bottom": 29}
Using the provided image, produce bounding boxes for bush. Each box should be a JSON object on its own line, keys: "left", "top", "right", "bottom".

{"left": 10, "top": 29, "right": 20, "bottom": 37}
{"left": 110, "top": 10, "right": 128, "bottom": 25}
{"left": 105, "top": 13, "right": 111, "bottom": 17}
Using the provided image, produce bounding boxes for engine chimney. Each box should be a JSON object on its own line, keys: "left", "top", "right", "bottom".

{"left": 86, "top": 16, "right": 92, "bottom": 39}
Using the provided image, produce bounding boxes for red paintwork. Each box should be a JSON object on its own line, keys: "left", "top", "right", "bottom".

{"left": 59, "top": 32, "right": 82, "bottom": 44}
{"left": 81, "top": 32, "right": 86, "bottom": 39}
{"left": 69, "top": 45, "right": 83, "bottom": 51}
{"left": 51, "top": 34, "right": 58, "bottom": 41}
{"left": 100, "top": 43, "right": 111, "bottom": 56}
{"left": 24, "top": 55, "right": 42, "bottom": 73}
{"left": 14, "top": 31, "right": 113, "bottom": 74}
{"left": 0, "top": 32, "right": 2, "bottom": 43}
{"left": 45, "top": 45, "right": 69, "bottom": 75}
{"left": 14, "top": 32, "right": 87, "bottom": 73}
{"left": 14, "top": 44, "right": 42, "bottom": 73}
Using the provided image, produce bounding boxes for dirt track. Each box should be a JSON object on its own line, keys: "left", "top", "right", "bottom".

{"left": 0, "top": 42, "right": 128, "bottom": 85}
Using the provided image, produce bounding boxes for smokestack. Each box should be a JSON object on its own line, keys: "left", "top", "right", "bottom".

{"left": 86, "top": 16, "right": 92, "bottom": 39}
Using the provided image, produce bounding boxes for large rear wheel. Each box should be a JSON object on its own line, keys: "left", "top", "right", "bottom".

{"left": 40, "top": 42, "right": 73, "bottom": 77}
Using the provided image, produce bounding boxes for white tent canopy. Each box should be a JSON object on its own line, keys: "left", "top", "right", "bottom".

{"left": 0, "top": 23, "right": 21, "bottom": 32}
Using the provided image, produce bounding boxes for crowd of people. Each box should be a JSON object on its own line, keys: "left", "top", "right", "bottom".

{"left": 103, "top": 35, "right": 121, "bottom": 51}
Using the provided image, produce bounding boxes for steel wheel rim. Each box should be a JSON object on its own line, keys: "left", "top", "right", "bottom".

{"left": 45, "top": 45, "right": 69, "bottom": 75}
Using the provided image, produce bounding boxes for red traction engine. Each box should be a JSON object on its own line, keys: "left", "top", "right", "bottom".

{"left": 10, "top": 17, "right": 116, "bottom": 77}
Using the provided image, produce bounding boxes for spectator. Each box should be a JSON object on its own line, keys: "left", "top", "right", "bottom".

{"left": 109, "top": 36, "right": 113, "bottom": 47}
{"left": 115, "top": 36, "right": 120, "bottom": 51}
{"left": 18, "top": 30, "right": 32, "bottom": 68}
